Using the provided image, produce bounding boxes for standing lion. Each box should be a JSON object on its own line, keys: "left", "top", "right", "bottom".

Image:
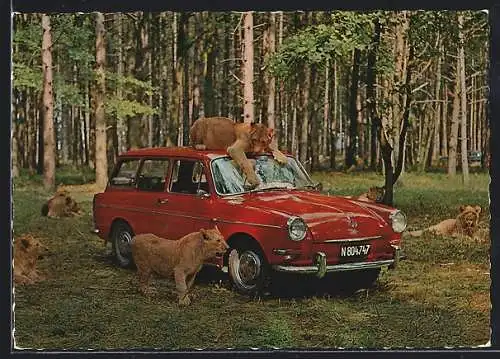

{"left": 131, "top": 227, "right": 229, "bottom": 306}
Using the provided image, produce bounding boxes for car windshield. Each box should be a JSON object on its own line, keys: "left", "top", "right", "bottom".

{"left": 211, "top": 155, "right": 314, "bottom": 195}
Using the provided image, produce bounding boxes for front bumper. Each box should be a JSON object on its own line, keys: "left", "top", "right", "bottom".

{"left": 272, "top": 247, "right": 401, "bottom": 279}
{"left": 90, "top": 228, "right": 100, "bottom": 235}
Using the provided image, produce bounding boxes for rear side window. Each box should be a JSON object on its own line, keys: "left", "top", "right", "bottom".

{"left": 170, "top": 160, "right": 209, "bottom": 194}
{"left": 110, "top": 159, "right": 141, "bottom": 187}
{"left": 136, "top": 159, "right": 170, "bottom": 192}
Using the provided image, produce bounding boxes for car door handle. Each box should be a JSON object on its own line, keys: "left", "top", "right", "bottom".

{"left": 157, "top": 198, "right": 169, "bottom": 205}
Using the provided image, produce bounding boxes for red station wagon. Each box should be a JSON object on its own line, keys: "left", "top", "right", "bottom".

{"left": 92, "top": 147, "right": 406, "bottom": 295}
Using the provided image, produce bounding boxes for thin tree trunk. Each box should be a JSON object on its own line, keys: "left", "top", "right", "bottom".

{"left": 116, "top": 14, "right": 126, "bottom": 154}
{"left": 300, "top": 67, "right": 311, "bottom": 168}
{"left": 12, "top": 103, "right": 19, "bottom": 177}
{"left": 367, "top": 18, "right": 381, "bottom": 170}
{"left": 243, "top": 12, "right": 254, "bottom": 124}
{"left": 442, "top": 84, "right": 448, "bottom": 156}
{"left": 331, "top": 59, "right": 338, "bottom": 169}
{"left": 41, "top": 14, "right": 55, "bottom": 190}
{"left": 458, "top": 13, "right": 469, "bottom": 184}
{"left": 265, "top": 13, "right": 277, "bottom": 145}
{"left": 431, "top": 35, "right": 442, "bottom": 166}
{"left": 346, "top": 48, "right": 361, "bottom": 168}
{"left": 448, "top": 77, "right": 460, "bottom": 176}
{"left": 182, "top": 14, "right": 190, "bottom": 145}
{"left": 94, "top": 12, "right": 108, "bottom": 188}
{"left": 323, "top": 60, "right": 330, "bottom": 160}
{"left": 291, "top": 82, "right": 298, "bottom": 155}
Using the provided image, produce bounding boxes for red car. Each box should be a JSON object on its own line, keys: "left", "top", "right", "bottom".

{"left": 92, "top": 147, "right": 406, "bottom": 295}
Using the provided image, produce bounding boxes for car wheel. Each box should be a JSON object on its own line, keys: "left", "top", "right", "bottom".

{"left": 228, "top": 242, "right": 269, "bottom": 297}
{"left": 111, "top": 221, "right": 135, "bottom": 268}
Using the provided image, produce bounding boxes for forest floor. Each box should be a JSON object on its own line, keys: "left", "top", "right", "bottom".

{"left": 12, "top": 168, "right": 491, "bottom": 350}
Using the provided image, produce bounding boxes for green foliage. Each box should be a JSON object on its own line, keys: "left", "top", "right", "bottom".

{"left": 105, "top": 97, "right": 157, "bottom": 118}
{"left": 13, "top": 63, "right": 42, "bottom": 90}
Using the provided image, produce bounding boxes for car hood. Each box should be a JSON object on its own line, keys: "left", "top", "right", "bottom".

{"left": 222, "top": 190, "right": 393, "bottom": 239}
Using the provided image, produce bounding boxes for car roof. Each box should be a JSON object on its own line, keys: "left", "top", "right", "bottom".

{"left": 118, "top": 146, "right": 293, "bottom": 161}
{"left": 118, "top": 146, "right": 227, "bottom": 160}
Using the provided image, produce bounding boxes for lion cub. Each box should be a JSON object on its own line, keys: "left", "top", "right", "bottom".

{"left": 41, "top": 191, "right": 81, "bottom": 218}
{"left": 409, "top": 205, "right": 482, "bottom": 238}
{"left": 131, "top": 227, "right": 229, "bottom": 306}
{"left": 14, "top": 233, "right": 49, "bottom": 285}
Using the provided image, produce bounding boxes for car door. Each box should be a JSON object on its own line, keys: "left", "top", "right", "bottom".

{"left": 130, "top": 157, "right": 174, "bottom": 236}
{"left": 160, "top": 158, "right": 214, "bottom": 240}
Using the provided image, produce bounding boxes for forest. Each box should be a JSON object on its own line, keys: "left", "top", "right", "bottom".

{"left": 11, "top": 10, "right": 492, "bottom": 349}
{"left": 12, "top": 11, "right": 489, "bottom": 195}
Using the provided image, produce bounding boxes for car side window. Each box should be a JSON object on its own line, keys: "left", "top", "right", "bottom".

{"left": 109, "top": 159, "right": 141, "bottom": 187}
{"left": 136, "top": 159, "right": 170, "bottom": 192}
{"left": 170, "top": 160, "right": 209, "bottom": 195}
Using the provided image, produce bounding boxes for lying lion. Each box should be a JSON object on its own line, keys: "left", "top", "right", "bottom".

{"left": 41, "top": 191, "right": 81, "bottom": 218}
{"left": 189, "top": 117, "right": 288, "bottom": 188}
{"left": 131, "top": 227, "right": 229, "bottom": 306}
{"left": 13, "top": 233, "right": 49, "bottom": 285}
{"left": 346, "top": 186, "right": 385, "bottom": 203}
{"left": 408, "top": 205, "right": 482, "bottom": 238}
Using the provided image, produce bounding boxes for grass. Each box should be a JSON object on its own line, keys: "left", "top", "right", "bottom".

{"left": 11, "top": 169, "right": 491, "bottom": 350}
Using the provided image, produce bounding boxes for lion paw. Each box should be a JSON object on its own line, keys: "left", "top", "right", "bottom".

{"left": 273, "top": 151, "right": 288, "bottom": 165}
{"left": 178, "top": 295, "right": 191, "bottom": 306}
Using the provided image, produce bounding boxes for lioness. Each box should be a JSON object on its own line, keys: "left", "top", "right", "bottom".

{"left": 408, "top": 205, "right": 482, "bottom": 238}
{"left": 346, "top": 186, "right": 385, "bottom": 203}
{"left": 13, "top": 234, "right": 48, "bottom": 285}
{"left": 131, "top": 227, "right": 229, "bottom": 306}
{"left": 189, "top": 117, "right": 288, "bottom": 188}
{"left": 41, "top": 191, "right": 81, "bottom": 218}
{"left": 356, "top": 186, "right": 385, "bottom": 203}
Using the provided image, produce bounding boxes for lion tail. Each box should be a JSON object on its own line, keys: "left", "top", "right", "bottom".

{"left": 41, "top": 203, "right": 49, "bottom": 217}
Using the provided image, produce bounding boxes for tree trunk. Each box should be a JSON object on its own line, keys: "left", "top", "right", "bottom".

{"left": 243, "top": 12, "right": 254, "bottom": 124}
{"left": 431, "top": 35, "right": 442, "bottom": 167}
{"left": 458, "top": 13, "right": 469, "bottom": 184}
{"left": 346, "top": 48, "right": 361, "bottom": 168}
{"left": 448, "top": 76, "right": 460, "bottom": 176}
{"left": 323, "top": 60, "right": 330, "bottom": 162}
{"left": 442, "top": 84, "right": 448, "bottom": 156}
{"left": 182, "top": 14, "right": 190, "bottom": 145}
{"left": 12, "top": 106, "right": 19, "bottom": 178}
{"left": 330, "top": 59, "right": 338, "bottom": 169}
{"left": 41, "top": 14, "right": 55, "bottom": 191}
{"left": 94, "top": 12, "right": 108, "bottom": 189}
{"left": 265, "top": 13, "right": 276, "bottom": 131}
{"left": 300, "top": 66, "right": 311, "bottom": 168}
{"left": 367, "top": 18, "right": 381, "bottom": 170}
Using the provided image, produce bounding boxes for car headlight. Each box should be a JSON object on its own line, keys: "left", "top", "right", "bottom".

{"left": 287, "top": 216, "right": 307, "bottom": 241}
{"left": 390, "top": 210, "right": 407, "bottom": 233}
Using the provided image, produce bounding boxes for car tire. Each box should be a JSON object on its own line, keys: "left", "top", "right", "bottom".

{"left": 111, "top": 221, "right": 135, "bottom": 268}
{"left": 228, "top": 241, "right": 270, "bottom": 297}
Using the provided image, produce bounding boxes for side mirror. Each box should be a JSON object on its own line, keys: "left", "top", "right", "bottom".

{"left": 196, "top": 189, "right": 210, "bottom": 198}
{"left": 314, "top": 182, "right": 323, "bottom": 192}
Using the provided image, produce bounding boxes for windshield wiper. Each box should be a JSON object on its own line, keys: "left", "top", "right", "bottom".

{"left": 249, "top": 184, "right": 292, "bottom": 192}
{"left": 298, "top": 182, "right": 323, "bottom": 191}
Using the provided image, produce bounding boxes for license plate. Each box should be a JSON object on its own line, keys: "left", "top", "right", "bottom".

{"left": 340, "top": 244, "right": 371, "bottom": 257}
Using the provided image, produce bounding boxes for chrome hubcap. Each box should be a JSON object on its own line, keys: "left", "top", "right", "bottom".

{"left": 233, "top": 250, "right": 261, "bottom": 289}
{"left": 117, "top": 231, "right": 132, "bottom": 257}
